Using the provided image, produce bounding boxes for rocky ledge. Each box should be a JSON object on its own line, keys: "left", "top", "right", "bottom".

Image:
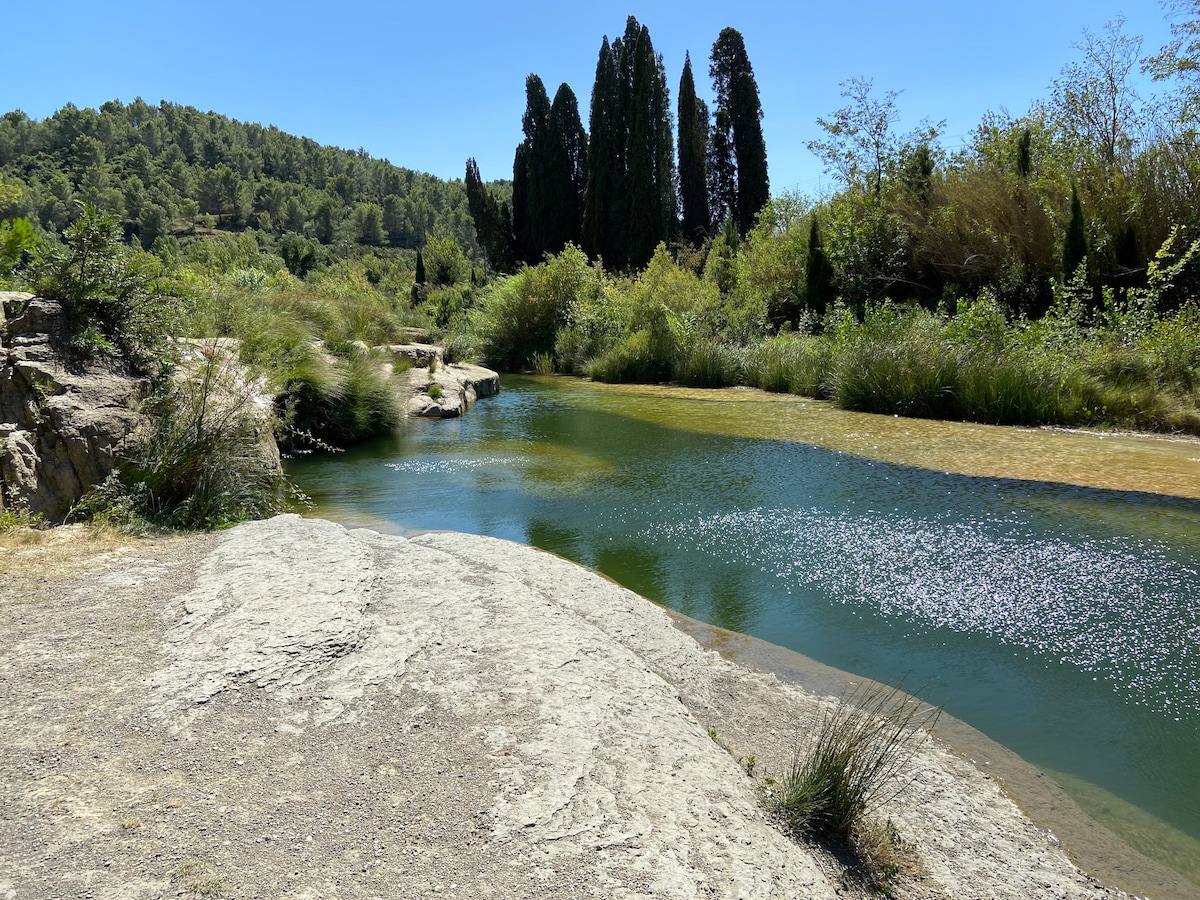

{"left": 0, "top": 292, "right": 152, "bottom": 521}
{"left": 391, "top": 342, "right": 500, "bottom": 418}
{"left": 0, "top": 515, "right": 1142, "bottom": 900}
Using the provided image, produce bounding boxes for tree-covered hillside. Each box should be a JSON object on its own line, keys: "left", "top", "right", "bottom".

{"left": 0, "top": 99, "right": 504, "bottom": 259}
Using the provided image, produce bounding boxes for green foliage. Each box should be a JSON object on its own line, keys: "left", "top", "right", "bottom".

{"left": 677, "top": 53, "right": 710, "bottom": 244}
{"left": 1063, "top": 183, "right": 1088, "bottom": 280}
{"left": 0, "top": 99, "right": 487, "bottom": 257}
{"left": 0, "top": 216, "right": 39, "bottom": 274}
{"left": 710, "top": 28, "right": 769, "bottom": 235}
{"left": 280, "top": 232, "right": 320, "bottom": 278}
{"left": 32, "top": 203, "right": 177, "bottom": 361}
{"left": 422, "top": 234, "right": 469, "bottom": 287}
{"left": 282, "top": 349, "right": 402, "bottom": 446}
{"left": 473, "top": 244, "right": 602, "bottom": 370}
{"left": 72, "top": 348, "right": 288, "bottom": 530}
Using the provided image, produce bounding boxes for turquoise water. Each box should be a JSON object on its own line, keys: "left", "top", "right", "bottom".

{"left": 287, "top": 376, "right": 1200, "bottom": 888}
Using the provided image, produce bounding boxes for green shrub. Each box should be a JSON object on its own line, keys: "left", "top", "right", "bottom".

{"left": 675, "top": 341, "right": 744, "bottom": 388}
{"left": 72, "top": 348, "right": 288, "bottom": 530}
{"left": 283, "top": 350, "right": 401, "bottom": 446}
{"left": 32, "top": 204, "right": 179, "bottom": 363}
{"left": 773, "top": 681, "right": 939, "bottom": 845}
{"left": 473, "top": 245, "right": 603, "bottom": 371}
{"left": 745, "top": 335, "right": 833, "bottom": 397}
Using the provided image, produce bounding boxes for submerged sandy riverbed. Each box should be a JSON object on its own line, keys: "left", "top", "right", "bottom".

{"left": 5, "top": 515, "right": 1188, "bottom": 898}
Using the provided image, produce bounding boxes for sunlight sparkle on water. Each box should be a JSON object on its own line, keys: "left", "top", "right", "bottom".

{"left": 647, "top": 508, "right": 1200, "bottom": 719}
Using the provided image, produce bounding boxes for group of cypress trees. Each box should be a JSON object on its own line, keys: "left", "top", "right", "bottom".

{"left": 466, "top": 19, "right": 769, "bottom": 275}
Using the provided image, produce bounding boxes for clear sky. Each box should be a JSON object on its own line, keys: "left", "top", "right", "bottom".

{"left": 1, "top": 1, "right": 1176, "bottom": 196}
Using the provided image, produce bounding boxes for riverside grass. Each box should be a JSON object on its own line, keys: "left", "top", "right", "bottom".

{"left": 468, "top": 247, "right": 1200, "bottom": 435}
{"left": 772, "top": 681, "right": 939, "bottom": 891}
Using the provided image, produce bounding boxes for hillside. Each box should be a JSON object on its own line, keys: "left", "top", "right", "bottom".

{"left": 0, "top": 99, "right": 511, "bottom": 261}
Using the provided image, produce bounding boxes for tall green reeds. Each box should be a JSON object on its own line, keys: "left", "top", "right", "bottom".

{"left": 774, "top": 681, "right": 940, "bottom": 845}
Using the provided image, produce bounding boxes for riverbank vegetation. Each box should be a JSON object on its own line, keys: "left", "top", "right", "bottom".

{"left": 772, "top": 682, "right": 940, "bottom": 892}
{"left": 4, "top": 7, "right": 1200, "bottom": 447}
{"left": 456, "top": 9, "right": 1200, "bottom": 434}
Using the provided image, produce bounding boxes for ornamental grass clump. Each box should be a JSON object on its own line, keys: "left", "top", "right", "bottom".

{"left": 774, "top": 681, "right": 940, "bottom": 846}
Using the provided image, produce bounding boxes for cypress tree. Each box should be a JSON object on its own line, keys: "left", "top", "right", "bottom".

{"left": 625, "top": 23, "right": 676, "bottom": 269}
{"left": 1063, "top": 182, "right": 1088, "bottom": 280}
{"left": 804, "top": 215, "right": 834, "bottom": 318}
{"left": 710, "top": 27, "right": 769, "bottom": 236}
{"left": 707, "top": 107, "right": 736, "bottom": 232}
{"left": 414, "top": 248, "right": 426, "bottom": 285}
{"left": 546, "top": 83, "right": 588, "bottom": 252}
{"left": 513, "top": 75, "right": 554, "bottom": 264}
{"left": 1016, "top": 127, "right": 1032, "bottom": 179}
{"left": 678, "top": 52, "right": 710, "bottom": 245}
{"left": 511, "top": 142, "right": 530, "bottom": 263}
{"left": 583, "top": 37, "right": 622, "bottom": 265}
{"left": 464, "top": 158, "right": 515, "bottom": 274}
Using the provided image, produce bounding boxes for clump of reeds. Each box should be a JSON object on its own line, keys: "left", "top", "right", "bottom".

{"left": 773, "top": 680, "right": 939, "bottom": 854}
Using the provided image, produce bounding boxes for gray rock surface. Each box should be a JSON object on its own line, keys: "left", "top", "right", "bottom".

{"left": 0, "top": 516, "right": 1130, "bottom": 900}
{"left": 404, "top": 353, "right": 500, "bottom": 419}
{"left": 0, "top": 293, "right": 151, "bottom": 521}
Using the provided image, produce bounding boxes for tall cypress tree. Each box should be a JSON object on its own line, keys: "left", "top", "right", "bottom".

{"left": 513, "top": 75, "right": 554, "bottom": 264}
{"left": 511, "top": 142, "right": 530, "bottom": 263}
{"left": 678, "top": 52, "right": 710, "bottom": 245}
{"left": 710, "top": 27, "right": 769, "bottom": 236}
{"left": 707, "top": 107, "right": 736, "bottom": 232}
{"left": 804, "top": 215, "right": 834, "bottom": 318}
{"left": 464, "top": 157, "right": 515, "bottom": 273}
{"left": 546, "top": 84, "right": 588, "bottom": 252}
{"left": 624, "top": 23, "right": 676, "bottom": 269}
{"left": 1063, "top": 182, "right": 1088, "bottom": 280}
{"left": 583, "top": 37, "right": 622, "bottom": 265}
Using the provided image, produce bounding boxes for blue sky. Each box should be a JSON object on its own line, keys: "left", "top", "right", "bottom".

{"left": 1, "top": 1, "right": 1175, "bottom": 196}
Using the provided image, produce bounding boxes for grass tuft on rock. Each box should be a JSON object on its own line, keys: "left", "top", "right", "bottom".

{"left": 772, "top": 680, "right": 939, "bottom": 890}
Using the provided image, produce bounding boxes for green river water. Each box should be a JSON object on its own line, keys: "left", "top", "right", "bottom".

{"left": 287, "top": 375, "right": 1200, "bottom": 897}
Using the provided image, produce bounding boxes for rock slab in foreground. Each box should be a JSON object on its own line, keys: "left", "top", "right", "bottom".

{"left": 0, "top": 516, "right": 1125, "bottom": 899}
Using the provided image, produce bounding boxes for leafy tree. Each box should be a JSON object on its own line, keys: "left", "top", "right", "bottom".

{"left": 1146, "top": 1, "right": 1200, "bottom": 124}
{"left": 423, "top": 234, "right": 469, "bottom": 286}
{"left": 809, "top": 78, "right": 901, "bottom": 199}
{"left": 352, "top": 202, "right": 385, "bottom": 246}
{"left": 32, "top": 203, "right": 174, "bottom": 360}
{"left": 710, "top": 28, "right": 769, "bottom": 235}
{"left": 678, "top": 52, "right": 710, "bottom": 244}
{"left": 280, "top": 232, "right": 319, "bottom": 278}
{"left": 0, "top": 217, "right": 39, "bottom": 274}
{"left": 1050, "top": 16, "right": 1144, "bottom": 170}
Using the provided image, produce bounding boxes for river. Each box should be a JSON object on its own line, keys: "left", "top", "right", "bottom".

{"left": 287, "top": 375, "right": 1200, "bottom": 895}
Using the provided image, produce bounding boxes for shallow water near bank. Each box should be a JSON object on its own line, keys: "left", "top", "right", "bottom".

{"left": 288, "top": 375, "right": 1200, "bottom": 894}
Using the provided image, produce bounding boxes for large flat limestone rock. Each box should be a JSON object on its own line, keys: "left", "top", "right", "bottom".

{"left": 0, "top": 516, "right": 1127, "bottom": 899}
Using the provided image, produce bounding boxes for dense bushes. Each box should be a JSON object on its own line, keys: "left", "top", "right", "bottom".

{"left": 467, "top": 243, "right": 1200, "bottom": 435}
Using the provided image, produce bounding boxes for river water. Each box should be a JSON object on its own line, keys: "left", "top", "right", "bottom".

{"left": 287, "top": 375, "right": 1200, "bottom": 893}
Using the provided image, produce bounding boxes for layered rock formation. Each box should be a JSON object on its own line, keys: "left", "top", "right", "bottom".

{"left": 0, "top": 515, "right": 1137, "bottom": 900}
{"left": 0, "top": 292, "right": 152, "bottom": 521}
{"left": 392, "top": 342, "right": 500, "bottom": 418}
